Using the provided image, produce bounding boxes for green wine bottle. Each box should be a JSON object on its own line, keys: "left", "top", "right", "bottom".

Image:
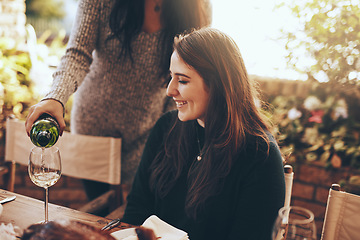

{"left": 30, "top": 113, "right": 60, "bottom": 148}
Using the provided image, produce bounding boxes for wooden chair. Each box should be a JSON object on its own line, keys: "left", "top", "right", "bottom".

{"left": 4, "top": 117, "right": 123, "bottom": 215}
{"left": 321, "top": 183, "right": 360, "bottom": 240}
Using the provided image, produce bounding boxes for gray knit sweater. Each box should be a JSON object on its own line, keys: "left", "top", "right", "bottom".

{"left": 45, "top": 0, "right": 170, "bottom": 184}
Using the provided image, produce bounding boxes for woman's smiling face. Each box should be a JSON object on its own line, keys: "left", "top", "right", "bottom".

{"left": 167, "top": 50, "right": 210, "bottom": 127}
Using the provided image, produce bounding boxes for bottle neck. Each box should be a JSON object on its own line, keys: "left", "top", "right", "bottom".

{"left": 36, "top": 131, "right": 51, "bottom": 147}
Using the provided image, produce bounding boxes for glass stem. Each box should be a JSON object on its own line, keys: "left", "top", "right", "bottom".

{"left": 45, "top": 187, "right": 49, "bottom": 222}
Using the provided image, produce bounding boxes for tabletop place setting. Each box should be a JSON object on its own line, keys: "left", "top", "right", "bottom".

{"left": 0, "top": 114, "right": 182, "bottom": 240}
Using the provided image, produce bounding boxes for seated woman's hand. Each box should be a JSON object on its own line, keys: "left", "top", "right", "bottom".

{"left": 135, "top": 226, "right": 157, "bottom": 240}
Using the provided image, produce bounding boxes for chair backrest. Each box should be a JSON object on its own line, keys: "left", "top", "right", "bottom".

{"left": 4, "top": 117, "right": 121, "bottom": 191}
{"left": 321, "top": 183, "right": 360, "bottom": 240}
{"left": 284, "top": 164, "right": 294, "bottom": 208}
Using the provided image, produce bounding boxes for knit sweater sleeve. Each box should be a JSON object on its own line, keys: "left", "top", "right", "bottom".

{"left": 44, "top": 0, "right": 102, "bottom": 105}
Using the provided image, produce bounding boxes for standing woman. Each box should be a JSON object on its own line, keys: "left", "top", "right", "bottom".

{"left": 25, "top": 0, "right": 211, "bottom": 201}
{"left": 121, "top": 28, "right": 285, "bottom": 240}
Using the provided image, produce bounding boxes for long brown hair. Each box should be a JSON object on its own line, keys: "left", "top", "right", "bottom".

{"left": 150, "top": 28, "right": 271, "bottom": 219}
{"left": 108, "top": 0, "right": 211, "bottom": 80}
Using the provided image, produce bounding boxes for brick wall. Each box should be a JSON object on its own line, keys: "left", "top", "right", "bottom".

{"left": 255, "top": 76, "right": 313, "bottom": 98}
{"left": 290, "top": 162, "right": 360, "bottom": 238}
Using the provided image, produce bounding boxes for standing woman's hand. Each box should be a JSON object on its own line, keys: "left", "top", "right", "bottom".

{"left": 25, "top": 99, "right": 66, "bottom": 136}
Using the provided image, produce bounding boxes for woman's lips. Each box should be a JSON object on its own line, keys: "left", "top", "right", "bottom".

{"left": 175, "top": 100, "right": 187, "bottom": 107}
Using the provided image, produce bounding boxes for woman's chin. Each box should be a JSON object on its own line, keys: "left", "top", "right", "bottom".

{"left": 177, "top": 112, "right": 189, "bottom": 122}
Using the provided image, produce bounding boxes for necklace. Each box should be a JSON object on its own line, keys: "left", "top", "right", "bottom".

{"left": 196, "top": 126, "right": 203, "bottom": 161}
{"left": 154, "top": 0, "right": 160, "bottom": 12}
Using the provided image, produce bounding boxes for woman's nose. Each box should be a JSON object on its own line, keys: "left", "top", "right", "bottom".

{"left": 166, "top": 78, "right": 178, "bottom": 97}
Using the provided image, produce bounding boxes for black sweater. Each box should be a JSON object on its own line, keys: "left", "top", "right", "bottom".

{"left": 122, "top": 111, "right": 285, "bottom": 240}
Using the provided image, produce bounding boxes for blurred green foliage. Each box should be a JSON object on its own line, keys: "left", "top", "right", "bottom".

{"left": 0, "top": 37, "right": 37, "bottom": 151}
{"left": 26, "top": 0, "right": 65, "bottom": 19}
{"left": 0, "top": 38, "right": 38, "bottom": 120}
{"left": 0, "top": 28, "right": 69, "bottom": 161}
{"left": 275, "top": 0, "right": 360, "bottom": 190}
{"left": 277, "top": 0, "right": 360, "bottom": 85}
{"left": 265, "top": 83, "right": 360, "bottom": 170}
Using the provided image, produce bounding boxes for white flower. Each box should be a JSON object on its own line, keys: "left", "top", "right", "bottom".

{"left": 332, "top": 98, "right": 348, "bottom": 120}
{"left": 303, "top": 96, "right": 322, "bottom": 111}
{"left": 288, "top": 107, "right": 302, "bottom": 120}
{"left": 333, "top": 106, "right": 348, "bottom": 120}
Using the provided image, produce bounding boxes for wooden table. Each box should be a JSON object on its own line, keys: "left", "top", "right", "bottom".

{"left": 0, "top": 189, "right": 132, "bottom": 234}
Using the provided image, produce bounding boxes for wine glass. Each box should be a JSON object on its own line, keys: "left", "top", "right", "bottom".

{"left": 272, "top": 206, "right": 317, "bottom": 240}
{"left": 28, "top": 146, "right": 62, "bottom": 223}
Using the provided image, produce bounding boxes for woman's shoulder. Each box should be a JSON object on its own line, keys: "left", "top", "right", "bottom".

{"left": 76, "top": 0, "right": 113, "bottom": 15}
{"left": 81, "top": 0, "right": 113, "bottom": 5}
{"left": 155, "top": 110, "right": 178, "bottom": 125}
{"left": 143, "top": 111, "right": 178, "bottom": 155}
{"left": 231, "top": 132, "right": 283, "bottom": 178}
{"left": 103, "top": 0, "right": 116, "bottom": 8}
{"left": 240, "top": 131, "right": 281, "bottom": 161}
{"left": 149, "top": 110, "right": 178, "bottom": 135}
{"left": 245, "top": 131, "right": 277, "bottom": 147}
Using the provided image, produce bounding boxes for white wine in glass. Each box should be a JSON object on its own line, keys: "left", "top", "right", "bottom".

{"left": 28, "top": 146, "right": 62, "bottom": 223}
{"left": 272, "top": 206, "right": 317, "bottom": 240}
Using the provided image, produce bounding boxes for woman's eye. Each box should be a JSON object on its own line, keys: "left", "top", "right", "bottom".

{"left": 178, "top": 79, "right": 189, "bottom": 84}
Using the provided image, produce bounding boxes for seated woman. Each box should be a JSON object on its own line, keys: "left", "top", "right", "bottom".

{"left": 121, "top": 27, "right": 285, "bottom": 240}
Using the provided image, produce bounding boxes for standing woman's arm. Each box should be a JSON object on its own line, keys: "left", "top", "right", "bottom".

{"left": 44, "top": 0, "right": 102, "bottom": 105}
{"left": 25, "top": 0, "right": 103, "bottom": 134}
